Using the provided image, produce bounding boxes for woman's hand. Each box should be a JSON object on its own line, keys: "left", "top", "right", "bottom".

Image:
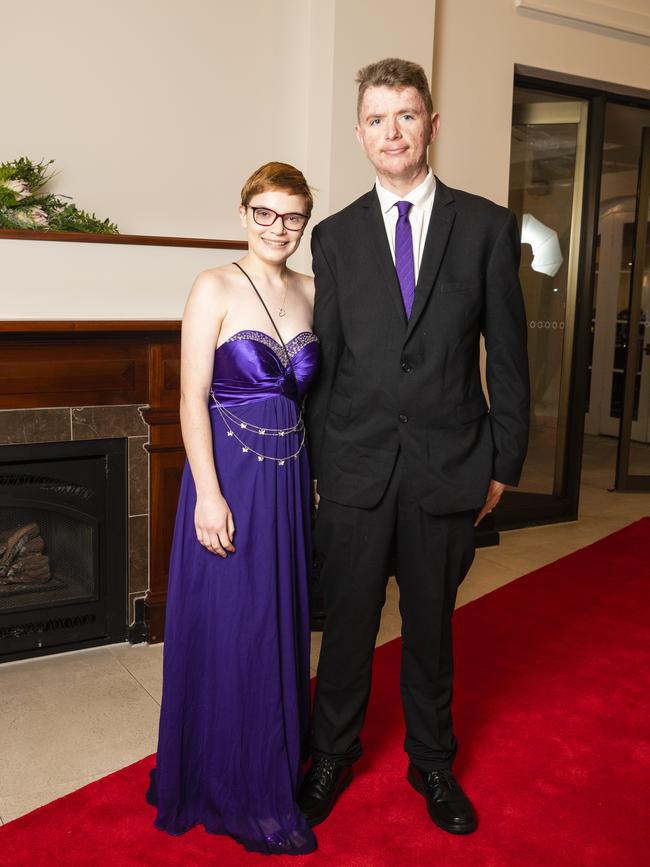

{"left": 194, "top": 494, "right": 236, "bottom": 557}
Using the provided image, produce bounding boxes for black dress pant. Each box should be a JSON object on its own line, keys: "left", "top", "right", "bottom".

{"left": 311, "top": 452, "right": 476, "bottom": 771}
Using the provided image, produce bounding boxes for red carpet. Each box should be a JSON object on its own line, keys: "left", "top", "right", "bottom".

{"left": 2, "top": 519, "right": 649, "bottom": 867}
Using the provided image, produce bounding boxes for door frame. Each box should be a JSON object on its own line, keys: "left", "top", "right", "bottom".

{"left": 586, "top": 198, "right": 640, "bottom": 438}
{"left": 495, "top": 74, "right": 650, "bottom": 534}
{"left": 491, "top": 77, "right": 605, "bottom": 532}
{"left": 615, "top": 125, "right": 650, "bottom": 491}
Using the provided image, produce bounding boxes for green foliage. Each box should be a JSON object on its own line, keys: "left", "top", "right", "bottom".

{"left": 0, "top": 157, "right": 119, "bottom": 234}
{"left": 0, "top": 157, "right": 54, "bottom": 191}
{"left": 49, "top": 203, "right": 119, "bottom": 234}
{"left": 0, "top": 186, "right": 18, "bottom": 208}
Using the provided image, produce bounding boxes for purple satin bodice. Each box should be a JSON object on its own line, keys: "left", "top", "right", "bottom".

{"left": 211, "top": 330, "right": 320, "bottom": 408}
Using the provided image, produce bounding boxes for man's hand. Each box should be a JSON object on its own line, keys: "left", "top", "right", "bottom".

{"left": 312, "top": 479, "right": 320, "bottom": 509}
{"left": 474, "top": 480, "right": 506, "bottom": 526}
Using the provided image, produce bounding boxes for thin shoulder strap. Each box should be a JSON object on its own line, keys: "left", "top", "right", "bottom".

{"left": 233, "top": 262, "right": 291, "bottom": 356}
{"left": 233, "top": 262, "right": 301, "bottom": 398}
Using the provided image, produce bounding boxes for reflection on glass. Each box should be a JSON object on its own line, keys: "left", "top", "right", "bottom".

{"left": 609, "top": 224, "right": 645, "bottom": 421}
{"left": 508, "top": 88, "right": 587, "bottom": 495}
{"left": 629, "top": 209, "right": 650, "bottom": 475}
{"left": 586, "top": 103, "right": 650, "bottom": 485}
{"left": 521, "top": 214, "right": 564, "bottom": 276}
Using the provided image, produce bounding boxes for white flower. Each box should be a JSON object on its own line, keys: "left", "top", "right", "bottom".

{"left": 31, "top": 206, "right": 48, "bottom": 226}
{"left": 14, "top": 206, "right": 49, "bottom": 228}
{"left": 4, "top": 179, "right": 30, "bottom": 200}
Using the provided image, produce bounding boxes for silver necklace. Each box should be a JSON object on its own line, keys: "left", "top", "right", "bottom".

{"left": 236, "top": 262, "right": 290, "bottom": 317}
{"left": 278, "top": 270, "right": 289, "bottom": 318}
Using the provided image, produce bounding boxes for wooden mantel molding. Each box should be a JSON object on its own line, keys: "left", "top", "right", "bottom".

{"left": 0, "top": 320, "right": 181, "bottom": 334}
{"left": 0, "top": 228, "right": 247, "bottom": 250}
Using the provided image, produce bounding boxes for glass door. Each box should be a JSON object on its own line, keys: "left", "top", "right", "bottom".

{"left": 585, "top": 103, "right": 650, "bottom": 492}
{"left": 588, "top": 218, "right": 650, "bottom": 441}
{"left": 498, "top": 87, "right": 589, "bottom": 526}
{"left": 616, "top": 126, "right": 650, "bottom": 489}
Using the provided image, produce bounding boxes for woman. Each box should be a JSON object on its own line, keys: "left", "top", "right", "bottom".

{"left": 147, "top": 162, "right": 319, "bottom": 855}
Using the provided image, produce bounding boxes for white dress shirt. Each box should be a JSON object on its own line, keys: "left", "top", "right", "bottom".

{"left": 375, "top": 169, "right": 436, "bottom": 282}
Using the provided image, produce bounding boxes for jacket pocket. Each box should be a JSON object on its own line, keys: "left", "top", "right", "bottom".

{"left": 439, "top": 281, "right": 480, "bottom": 294}
{"left": 456, "top": 394, "right": 489, "bottom": 424}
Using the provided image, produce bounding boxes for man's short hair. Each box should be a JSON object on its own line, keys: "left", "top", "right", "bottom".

{"left": 356, "top": 57, "right": 433, "bottom": 119}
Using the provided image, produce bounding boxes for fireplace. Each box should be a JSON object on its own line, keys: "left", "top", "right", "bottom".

{"left": 0, "top": 438, "right": 127, "bottom": 661}
{"left": 0, "top": 321, "right": 185, "bottom": 645}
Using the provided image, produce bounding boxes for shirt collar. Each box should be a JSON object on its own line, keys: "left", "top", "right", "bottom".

{"left": 375, "top": 168, "right": 436, "bottom": 215}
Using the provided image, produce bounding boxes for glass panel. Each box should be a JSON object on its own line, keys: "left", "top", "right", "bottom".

{"left": 586, "top": 235, "right": 601, "bottom": 415}
{"left": 508, "top": 88, "right": 587, "bottom": 495}
{"left": 609, "top": 223, "right": 645, "bottom": 421}
{"left": 588, "top": 105, "right": 650, "bottom": 488}
{"left": 628, "top": 205, "right": 650, "bottom": 475}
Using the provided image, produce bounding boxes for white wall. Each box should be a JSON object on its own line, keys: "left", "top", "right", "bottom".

{"left": 0, "top": 240, "right": 234, "bottom": 319}
{"left": 3, "top": 0, "right": 310, "bottom": 239}
{"left": 431, "top": 0, "right": 650, "bottom": 204}
{"left": 2, "top": 0, "right": 437, "bottom": 319}
{"left": 7, "top": 1, "right": 649, "bottom": 320}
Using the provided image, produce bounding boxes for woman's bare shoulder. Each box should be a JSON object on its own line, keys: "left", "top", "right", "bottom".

{"left": 191, "top": 263, "right": 237, "bottom": 294}
{"left": 186, "top": 264, "right": 238, "bottom": 311}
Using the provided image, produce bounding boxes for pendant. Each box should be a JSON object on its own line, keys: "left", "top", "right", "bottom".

{"left": 278, "top": 308, "right": 286, "bottom": 317}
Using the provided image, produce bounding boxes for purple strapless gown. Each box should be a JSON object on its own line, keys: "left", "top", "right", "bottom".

{"left": 147, "top": 329, "right": 319, "bottom": 855}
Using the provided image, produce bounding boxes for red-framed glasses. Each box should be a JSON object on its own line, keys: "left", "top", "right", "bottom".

{"left": 248, "top": 206, "right": 309, "bottom": 231}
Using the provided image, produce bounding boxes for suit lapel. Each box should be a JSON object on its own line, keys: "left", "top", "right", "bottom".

{"left": 405, "top": 177, "right": 456, "bottom": 340}
{"left": 361, "top": 190, "right": 407, "bottom": 327}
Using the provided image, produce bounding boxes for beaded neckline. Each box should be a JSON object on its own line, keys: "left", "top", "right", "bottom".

{"left": 218, "top": 330, "right": 318, "bottom": 367}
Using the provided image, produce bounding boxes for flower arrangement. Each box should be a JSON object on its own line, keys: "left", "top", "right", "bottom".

{"left": 0, "top": 157, "right": 119, "bottom": 234}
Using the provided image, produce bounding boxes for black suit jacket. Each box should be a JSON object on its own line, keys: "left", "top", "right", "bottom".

{"left": 306, "top": 177, "right": 530, "bottom": 514}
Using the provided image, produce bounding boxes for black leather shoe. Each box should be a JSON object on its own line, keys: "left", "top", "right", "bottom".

{"left": 407, "top": 763, "right": 477, "bottom": 834}
{"left": 298, "top": 757, "right": 353, "bottom": 827}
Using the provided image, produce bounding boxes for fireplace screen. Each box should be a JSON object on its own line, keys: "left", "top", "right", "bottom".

{"left": 0, "top": 499, "right": 96, "bottom": 611}
{"left": 0, "top": 439, "right": 127, "bottom": 661}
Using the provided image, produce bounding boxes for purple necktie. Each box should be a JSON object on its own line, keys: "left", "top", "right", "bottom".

{"left": 395, "top": 200, "right": 415, "bottom": 318}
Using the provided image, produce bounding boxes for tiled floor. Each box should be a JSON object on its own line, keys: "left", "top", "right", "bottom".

{"left": 1, "top": 434, "right": 648, "bottom": 825}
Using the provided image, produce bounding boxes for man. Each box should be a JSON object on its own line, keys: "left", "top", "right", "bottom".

{"left": 300, "top": 58, "right": 529, "bottom": 835}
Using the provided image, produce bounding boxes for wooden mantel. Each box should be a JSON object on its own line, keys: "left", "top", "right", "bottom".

{"left": 0, "top": 228, "right": 247, "bottom": 250}
{"left": 0, "top": 320, "right": 184, "bottom": 642}
{"left": 0, "top": 320, "right": 181, "bottom": 333}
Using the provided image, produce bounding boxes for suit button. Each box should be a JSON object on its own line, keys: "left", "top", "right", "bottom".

{"left": 399, "top": 413, "right": 409, "bottom": 423}
{"left": 400, "top": 359, "right": 412, "bottom": 372}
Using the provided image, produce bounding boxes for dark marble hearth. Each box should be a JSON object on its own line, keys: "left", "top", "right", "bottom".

{"left": 0, "top": 409, "right": 71, "bottom": 445}
{"left": 128, "top": 436, "right": 149, "bottom": 516}
{"left": 0, "top": 404, "right": 150, "bottom": 626}
{"left": 128, "top": 515, "right": 148, "bottom": 594}
{"left": 71, "top": 405, "right": 147, "bottom": 440}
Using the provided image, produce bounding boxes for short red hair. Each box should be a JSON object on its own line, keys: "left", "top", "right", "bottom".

{"left": 240, "top": 162, "right": 313, "bottom": 216}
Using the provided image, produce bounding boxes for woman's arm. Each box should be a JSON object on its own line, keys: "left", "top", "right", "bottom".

{"left": 180, "top": 270, "right": 235, "bottom": 557}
